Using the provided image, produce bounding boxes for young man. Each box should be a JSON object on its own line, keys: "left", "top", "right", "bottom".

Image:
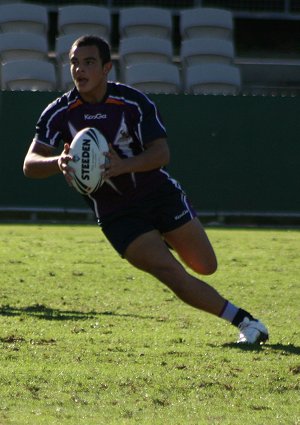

{"left": 23, "top": 35, "right": 268, "bottom": 344}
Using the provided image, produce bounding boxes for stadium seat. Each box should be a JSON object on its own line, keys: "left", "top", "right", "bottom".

{"left": 119, "top": 36, "right": 173, "bottom": 78}
{"left": 180, "top": 7, "right": 233, "bottom": 40}
{"left": 119, "top": 7, "right": 172, "bottom": 39}
{"left": 184, "top": 63, "right": 241, "bottom": 95}
{"left": 1, "top": 59, "right": 57, "bottom": 91}
{"left": 180, "top": 37, "right": 235, "bottom": 66}
{"left": 59, "top": 62, "right": 73, "bottom": 91}
{"left": 0, "top": 3, "right": 48, "bottom": 34}
{"left": 57, "top": 5, "right": 111, "bottom": 41}
{"left": 124, "top": 62, "right": 181, "bottom": 94}
{"left": 108, "top": 64, "right": 118, "bottom": 83}
{"left": 59, "top": 62, "right": 117, "bottom": 92}
{"left": 0, "top": 32, "right": 48, "bottom": 62}
{"left": 55, "top": 34, "right": 81, "bottom": 64}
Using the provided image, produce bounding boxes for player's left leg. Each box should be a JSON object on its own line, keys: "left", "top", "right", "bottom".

{"left": 164, "top": 217, "right": 217, "bottom": 276}
{"left": 124, "top": 229, "right": 269, "bottom": 344}
{"left": 163, "top": 218, "right": 269, "bottom": 344}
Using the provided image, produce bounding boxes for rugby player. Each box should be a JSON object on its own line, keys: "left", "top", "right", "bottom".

{"left": 23, "top": 35, "right": 268, "bottom": 344}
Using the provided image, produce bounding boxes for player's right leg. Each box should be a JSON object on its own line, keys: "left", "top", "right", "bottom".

{"left": 164, "top": 217, "right": 217, "bottom": 276}
{"left": 124, "top": 229, "right": 226, "bottom": 316}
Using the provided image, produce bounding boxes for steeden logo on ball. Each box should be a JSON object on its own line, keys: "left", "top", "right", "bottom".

{"left": 69, "top": 127, "right": 108, "bottom": 195}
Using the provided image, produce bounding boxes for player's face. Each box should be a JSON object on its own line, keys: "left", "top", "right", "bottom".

{"left": 69, "top": 44, "right": 111, "bottom": 102}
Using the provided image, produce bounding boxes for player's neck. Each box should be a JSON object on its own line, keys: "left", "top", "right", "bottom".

{"left": 80, "top": 81, "right": 108, "bottom": 104}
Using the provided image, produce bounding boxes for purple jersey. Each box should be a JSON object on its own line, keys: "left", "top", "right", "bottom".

{"left": 34, "top": 82, "right": 178, "bottom": 218}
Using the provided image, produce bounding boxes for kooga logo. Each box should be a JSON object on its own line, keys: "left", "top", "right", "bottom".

{"left": 84, "top": 113, "right": 107, "bottom": 120}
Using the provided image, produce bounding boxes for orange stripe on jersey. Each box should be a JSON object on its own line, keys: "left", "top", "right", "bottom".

{"left": 105, "top": 98, "right": 125, "bottom": 106}
{"left": 68, "top": 99, "right": 83, "bottom": 110}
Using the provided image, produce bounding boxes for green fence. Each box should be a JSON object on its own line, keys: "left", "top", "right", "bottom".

{"left": 1, "top": 91, "right": 299, "bottom": 217}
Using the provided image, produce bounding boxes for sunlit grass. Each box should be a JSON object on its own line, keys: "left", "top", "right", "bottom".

{"left": 0, "top": 224, "right": 299, "bottom": 424}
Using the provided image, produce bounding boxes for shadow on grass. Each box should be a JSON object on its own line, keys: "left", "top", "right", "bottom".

{"left": 0, "top": 304, "right": 155, "bottom": 321}
{"left": 221, "top": 342, "right": 300, "bottom": 355}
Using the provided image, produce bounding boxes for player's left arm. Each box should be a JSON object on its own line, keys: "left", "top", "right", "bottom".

{"left": 103, "top": 138, "right": 169, "bottom": 179}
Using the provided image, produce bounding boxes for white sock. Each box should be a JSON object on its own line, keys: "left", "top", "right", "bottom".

{"left": 220, "top": 301, "right": 239, "bottom": 323}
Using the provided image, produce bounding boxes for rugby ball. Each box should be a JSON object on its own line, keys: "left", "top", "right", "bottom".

{"left": 69, "top": 127, "right": 108, "bottom": 195}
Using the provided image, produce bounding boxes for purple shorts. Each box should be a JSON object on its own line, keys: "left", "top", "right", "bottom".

{"left": 100, "top": 182, "right": 197, "bottom": 256}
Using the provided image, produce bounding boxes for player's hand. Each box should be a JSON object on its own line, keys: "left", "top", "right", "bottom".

{"left": 102, "top": 144, "right": 126, "bottom": 179}
{"left": 58, "top": 143, "right": 74, "bottom": 186}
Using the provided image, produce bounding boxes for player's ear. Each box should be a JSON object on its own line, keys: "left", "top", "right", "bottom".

{"left": 103, "top": 62, "right": 112, "bottom": 75}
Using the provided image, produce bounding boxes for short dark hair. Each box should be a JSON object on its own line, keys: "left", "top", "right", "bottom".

{"left": 70, "top": 35, "right": 111, "bottom": 64}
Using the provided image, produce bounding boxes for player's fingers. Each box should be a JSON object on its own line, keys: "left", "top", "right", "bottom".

{"left": 64, "top": 175, "right": 74, "bottom": 186}
{"left": 63, "top": 143, "right": 70, "bottom": 154}
{"left": 103, "top": 151, "right": 110, "bottom": 162}
{"left": 108, "top": 144, "right": 120, "bottom": 158}
{"left": 62, "top": 164, "right": 75, "bottom": 186}
{"left": 58, "top": 156, "right": 73, "bottom": 173}
{"left": 103, "top": 166, "right": 110, "bottom": 178}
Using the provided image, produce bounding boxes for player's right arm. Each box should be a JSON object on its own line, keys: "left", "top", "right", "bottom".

{"left": 23, "top": 140, "right": 73, "bottom": 184}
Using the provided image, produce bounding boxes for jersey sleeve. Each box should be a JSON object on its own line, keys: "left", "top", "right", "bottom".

{"left": 133, "top": 91, "right": 167, "bottom": 145}
{"left": 34, "top": 95, "right": 67, "bottom": 148}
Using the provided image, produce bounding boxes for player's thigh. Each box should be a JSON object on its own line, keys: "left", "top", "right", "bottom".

{"left": 124, "top": 229, "right": 185, "bottom": 279}
{"left": 164, "top": 217, "right": 217, "bottom": 275}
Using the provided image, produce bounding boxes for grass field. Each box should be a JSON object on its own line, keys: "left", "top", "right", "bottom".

{"left": 0, "top": 224, "right": 299, "bottom": 425}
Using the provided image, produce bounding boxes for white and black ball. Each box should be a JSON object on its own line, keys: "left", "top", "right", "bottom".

{"left": 69, "top": 127, "right": 108, "bottom": 195}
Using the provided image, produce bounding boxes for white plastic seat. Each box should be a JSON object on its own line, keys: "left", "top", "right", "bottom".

{"left": 180, "top": 7, "right": 233, "bottom": 40}
{"left": 119, "top": 7, "right": 172, "bottom": 39}
{"left": 119, "top": 36, "right": 173, "bottom": 65}
{"left": 184, "top": 63, "right": 241, "bottom": 95}
{"left": 108, "top": 65, "right": 117, "bottom": 82}
{"left": 57, "top": 5, "right": 111, "bottom": 40}
{"left": 124, "top": 62, "right": 181, "bottom": 94}
{"left": 55, "top": 34, "right": 82, "bottom": 64}
{"left": 0, "top": 3, "right": 48, "bottom": 34}
{"left": 180, "top": 37, "right": 234, "bottom": 66}
{"left": 1, "top": 59, "right": 57, "bottom": 91}
{"left": 119, "top": 36, "right": 173, "bottom": 78}
{"left": 0, "top": 32, "right": 48, "bottom": 62}
{"left": 59, "top": 62, "right": 73, "bottom": 91}
{"left": 59, "top": 62, "right": 117, "bottom": 92}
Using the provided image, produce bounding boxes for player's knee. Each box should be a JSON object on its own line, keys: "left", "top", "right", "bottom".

{"left": 192, "top": 256, "right": 218, "bottom": 276}
{"left": 203, "top": 258, "right": 218, "bottom": 275}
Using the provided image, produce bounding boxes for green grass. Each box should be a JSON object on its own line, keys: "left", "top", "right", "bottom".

{"left": 0, "top": 224, "right": 299, "bottom": 425}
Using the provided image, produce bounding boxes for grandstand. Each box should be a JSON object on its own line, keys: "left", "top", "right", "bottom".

{"left": 0, "top": 0, "right": 300, "bottom": 94}
{"left": 0, "top": 0, "right": 299, "bottom": 224}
